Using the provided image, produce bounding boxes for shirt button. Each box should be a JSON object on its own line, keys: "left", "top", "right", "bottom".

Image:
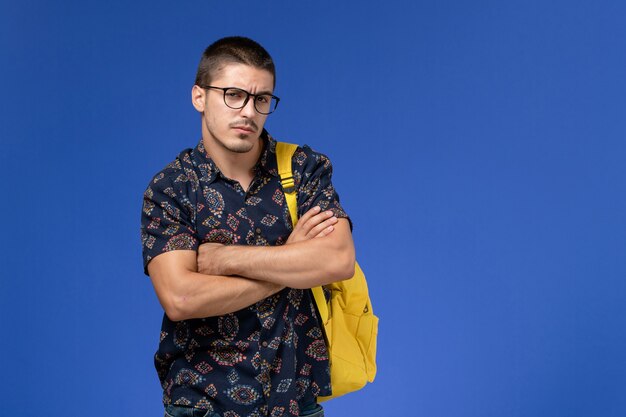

{"left": 262, "top": 341, "right": 268, "bottom": 347}
{"left": 255, "top": 228, "right": 262, "bottom": 235}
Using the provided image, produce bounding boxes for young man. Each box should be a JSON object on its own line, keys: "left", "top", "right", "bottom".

{"left": 141, "top": 36, "right": 355, "bottom": 417}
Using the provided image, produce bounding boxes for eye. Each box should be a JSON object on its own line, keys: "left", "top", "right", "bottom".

{"left": 226, "top": 89, "right": 245, "bottom": 99}
{"left": 256, "top": 95, "right": 270, "bottom": 104}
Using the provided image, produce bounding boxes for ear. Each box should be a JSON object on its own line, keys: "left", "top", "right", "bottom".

{"left": 191, "top": 85, "right": 206, "bottom": 112}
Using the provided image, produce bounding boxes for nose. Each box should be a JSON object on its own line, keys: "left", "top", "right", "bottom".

{"left": 240, "top": 96, "right": 257, "bottom": 118}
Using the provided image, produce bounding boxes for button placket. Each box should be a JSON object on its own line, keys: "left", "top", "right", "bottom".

{"left": 254, "top": 226, "right": 264, "bottom": 245}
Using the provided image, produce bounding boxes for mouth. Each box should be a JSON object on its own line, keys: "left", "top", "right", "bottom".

{"left": 230, "top": 121, "right": 258, "bottom": 134}
{"left": 232, "top": 126, "right": 255, "bottom": 134}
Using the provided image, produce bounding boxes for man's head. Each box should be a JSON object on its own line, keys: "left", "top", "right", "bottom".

{"left": 191, "top": 37, "right": 277, "bottom": 156}
{"left": 195, "top": 36, "right": 276, "bottom": 89}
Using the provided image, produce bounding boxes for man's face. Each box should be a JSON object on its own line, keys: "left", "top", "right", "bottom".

{"left": 193, "top": 63, "right": 275, "bottom": 154}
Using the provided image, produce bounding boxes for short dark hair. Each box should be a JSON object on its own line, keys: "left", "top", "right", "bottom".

{"left": 194, "top": 36, "right": 276, "bottom": 88}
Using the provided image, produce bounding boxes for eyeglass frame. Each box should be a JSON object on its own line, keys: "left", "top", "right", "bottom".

{"left": 200, "top": 85, "right": 280, "bottom": 115}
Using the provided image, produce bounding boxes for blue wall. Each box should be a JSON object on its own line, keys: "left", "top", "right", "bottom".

{"left": 1, "top": 1, "right": 625, "bottom": 416}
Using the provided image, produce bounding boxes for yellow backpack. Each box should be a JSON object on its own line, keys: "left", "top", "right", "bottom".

{"left": 276, "top": 142, "right": 379, "bottom": 401}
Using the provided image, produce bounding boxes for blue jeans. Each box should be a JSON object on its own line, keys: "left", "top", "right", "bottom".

{"left": 164, "top": 403, "right": 324, "bottom": 417}
{"left": 300, "top": 403, "right": 324, "bottom": 417}
{"left": 164, "top": 405, "right": 219, "bottom": 417}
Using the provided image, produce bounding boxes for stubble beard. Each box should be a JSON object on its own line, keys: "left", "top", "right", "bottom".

{"left": 204, "top": 118, "right": 259, "bottom": 155}
{"left": 227, "top": 120, "right": 260, "bottom": 154}
{"left": 225, "top": 135, "right": 256, "bottom": 153}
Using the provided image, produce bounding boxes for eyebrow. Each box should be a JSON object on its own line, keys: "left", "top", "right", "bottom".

{"left": 229, "top": 86, "right": 273, "bottom": 96}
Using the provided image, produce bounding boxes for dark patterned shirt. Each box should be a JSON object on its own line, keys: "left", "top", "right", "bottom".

{"left": 140, "top": 131, "right": 349, "bottom": 417}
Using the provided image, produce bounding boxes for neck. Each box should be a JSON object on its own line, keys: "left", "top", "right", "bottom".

{"left": 202, "top": 134, "right": 264, "bottom": 190}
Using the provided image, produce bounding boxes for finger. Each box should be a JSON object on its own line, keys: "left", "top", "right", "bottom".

{"left": 294, "top": 211, "right": 330, "bottom": 236}
{"left": 302, "top": 210, "right": 335, "bottom": 231}
{"left": 307, "top": 216, "right": 338, "bottom": 238}
{"left": 315, "top": 225, "right": 335, "bottom": 238}
{"left": 299, "top": 206, "right": 322, "bottom": 223}
{"left": 292, "top": 207, "right": 321, "bottom": 235}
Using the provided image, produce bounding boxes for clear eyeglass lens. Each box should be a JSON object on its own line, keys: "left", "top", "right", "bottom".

{"left": 223, "top": 88, "right": 276, "bottom": 114}
{"left": 224, "top": 89, "right": 247, "bottom": 108}
{"left": 254, "top": 95, "right": 275, "bottom": 113}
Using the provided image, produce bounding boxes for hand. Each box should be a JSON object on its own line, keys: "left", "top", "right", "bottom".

{"left": 286, "top": 206, "right": 338, "bottom": 244}
{"left": 197, "top": 242, "right": 225, "bottom": 275}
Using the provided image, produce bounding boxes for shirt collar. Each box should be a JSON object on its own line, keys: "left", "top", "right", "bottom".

{"left": 191, "top": 129, "right": 279, "bottom": 184}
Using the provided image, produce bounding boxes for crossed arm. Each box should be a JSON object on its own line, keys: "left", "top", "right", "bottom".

{"left": 147, "top": 207, "right": 355, "bottom": 320}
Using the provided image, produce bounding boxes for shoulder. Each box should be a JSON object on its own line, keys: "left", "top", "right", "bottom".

{"left": 144, "top": 148, "right": 198, "bottom": 197}
{"left": 291, "top": 144, "right": 335, "bottom": 186}
{"left": 268, "top": 133, "right": 336, "bottom": 184}
{"left": 270, "top": 131, "right": 332, "bottom": 169}
{"left": 293, "top": 144, "right": 332, "bottom": 165}
{"left": 142, "top": 148, "right": 201, "bottom": 228}
{"left": 292, "top": 144, "right": 333, "bottom": 174}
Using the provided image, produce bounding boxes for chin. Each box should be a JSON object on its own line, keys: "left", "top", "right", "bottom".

{"left": 226, "top": 137, "right": 256, "bottom": 153}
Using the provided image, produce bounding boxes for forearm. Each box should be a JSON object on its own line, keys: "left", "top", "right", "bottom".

{"left": 170, "top": 271, "right": 283, "bottom": 320}
{"left": 148, "top": 251, "right": 284, "bottom": 321}
{"left": 207, "top": 221, "right": 355, "bottom": 289}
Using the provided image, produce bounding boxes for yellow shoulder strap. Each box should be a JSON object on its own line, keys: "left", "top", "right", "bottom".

{"left": 275, "top": 142, "right": 299, "bottom": 226}
{"left": 275, "top": 141, "right": 329, "bottom": 323}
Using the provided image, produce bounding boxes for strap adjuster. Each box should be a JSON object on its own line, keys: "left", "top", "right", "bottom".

{"left": 281, "top": 175, "right": 295, "bottom": 193}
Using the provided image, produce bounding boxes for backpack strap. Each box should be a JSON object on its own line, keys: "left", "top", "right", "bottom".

{"left": 275, "top": 141, "right": 329, "bottom": 324}
{"left": 275, "top": 142, "right": 299, "bottom": 226}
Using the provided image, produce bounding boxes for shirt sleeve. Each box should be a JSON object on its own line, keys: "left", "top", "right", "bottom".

{"left": 293, "top": 145, "right": 351, "bottom": 228}
{"left": 140, "top": 157, "right": 199, "bottom": 275}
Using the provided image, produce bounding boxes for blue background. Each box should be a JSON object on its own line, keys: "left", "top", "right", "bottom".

{"left": 1, "top": 1, "right": 625, "bottom": 416}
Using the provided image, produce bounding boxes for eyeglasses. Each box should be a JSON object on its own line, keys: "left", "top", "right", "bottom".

{"left": 201, "top": 86, "right": 280, "bottom": 115}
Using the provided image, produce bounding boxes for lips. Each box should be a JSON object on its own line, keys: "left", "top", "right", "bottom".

{"left": 229, "top": 120, "right": 259, "bottom": 133}
{"left": 232, "top": 126, "right": 255, "bottom": 133}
